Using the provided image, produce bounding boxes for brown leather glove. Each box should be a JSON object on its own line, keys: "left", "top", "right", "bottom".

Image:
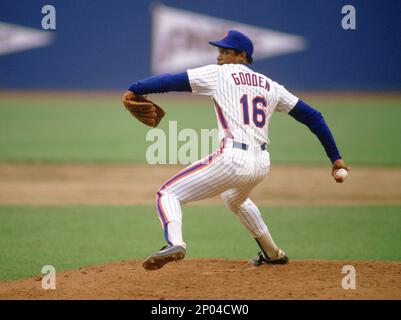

{"left": 332, "top": 159, "right": 351, "bottom": 183}
{"left": 121, "top": 91, "right": 165, "bottom": 127}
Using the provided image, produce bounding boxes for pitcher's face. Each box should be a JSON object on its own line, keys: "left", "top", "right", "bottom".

{"left": 216, "top": 47, "right": 247, "bottom": 65}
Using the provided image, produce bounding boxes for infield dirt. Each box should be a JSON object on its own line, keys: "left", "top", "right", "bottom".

{"left": 1, "top": 163, "right": 400, "bottom": 205}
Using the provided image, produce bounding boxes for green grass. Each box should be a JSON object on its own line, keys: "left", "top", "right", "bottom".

{"left": 0, "top": 205, "right": 400, "bottom": 281}
{"left": 0, "top": 95, "right": 400, "bottom": 164}
{"left": 269, "top": 100, "right": 401, "bottom": 165}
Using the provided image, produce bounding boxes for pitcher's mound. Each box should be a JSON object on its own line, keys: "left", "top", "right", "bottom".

{"left": 0, "top": 259, "right": 400, "bottom": 299}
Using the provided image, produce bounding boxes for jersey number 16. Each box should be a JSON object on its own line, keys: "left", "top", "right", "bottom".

{"left": 240, "top": 94, "right": 268, "bottom": 128}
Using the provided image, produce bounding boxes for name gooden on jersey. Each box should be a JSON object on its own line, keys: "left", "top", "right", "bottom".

{"left": 231, "top": 72, "right": 270, "bottom": 91}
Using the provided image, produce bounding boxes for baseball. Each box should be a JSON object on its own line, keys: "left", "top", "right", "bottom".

{"left": 335, "top": 168, "right": 348, "bottom": 179}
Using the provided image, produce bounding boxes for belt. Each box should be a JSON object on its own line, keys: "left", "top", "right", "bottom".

{"left": 230, "top": 141, "right": 267, "bottom": 151}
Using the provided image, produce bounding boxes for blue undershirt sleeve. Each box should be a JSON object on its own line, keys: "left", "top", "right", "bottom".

{"left": 128, "top": 72, "right": 192, "bottom": 95}
{"left": 288, "top": 100, "right": 341, "bottom": 163}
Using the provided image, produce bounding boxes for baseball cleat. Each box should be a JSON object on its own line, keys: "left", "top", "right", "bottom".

{"left": 142, "top": 245, "right": 186, "bottom": 271}
{"left": 248, "top": 249, "right": 289, "bottom": 266}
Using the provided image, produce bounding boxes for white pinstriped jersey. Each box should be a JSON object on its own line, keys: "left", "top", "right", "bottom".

{"left": 187, "top": 64, "right": 299, "bottom": 146}
{"left": 155, "top": 63, "right": 298, "bottom": 250}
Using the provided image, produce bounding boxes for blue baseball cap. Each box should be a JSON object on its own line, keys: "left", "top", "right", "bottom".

{"left": 209, "top": 30, "right": 254, "bottom": 64}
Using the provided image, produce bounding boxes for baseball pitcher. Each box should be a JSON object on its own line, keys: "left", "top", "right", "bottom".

{"left": 122, "top": 30, "right": 350, "bottom": 271}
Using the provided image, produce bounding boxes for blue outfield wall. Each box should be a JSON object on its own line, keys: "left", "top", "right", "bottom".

{"left": 0, "top": 0, "right": 400, "bottom": 90}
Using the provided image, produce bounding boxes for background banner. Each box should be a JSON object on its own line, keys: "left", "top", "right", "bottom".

{"left": 0, "top": 0, "right": 400, "bottom": 89}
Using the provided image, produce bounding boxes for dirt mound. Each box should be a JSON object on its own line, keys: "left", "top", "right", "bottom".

{"left": 0, "top": 260, "right": 400, "bottom": 300}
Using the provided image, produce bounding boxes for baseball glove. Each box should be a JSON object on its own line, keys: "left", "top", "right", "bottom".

{"left": 121, "top": 91, "right": 165, "bottom": 127}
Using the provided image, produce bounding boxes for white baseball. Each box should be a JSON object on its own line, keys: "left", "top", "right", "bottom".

{"left": 335, "top": 168, "right": 348, "bottom": 179}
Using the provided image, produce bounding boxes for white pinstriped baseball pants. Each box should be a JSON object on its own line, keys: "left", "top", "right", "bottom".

{"left": 156, "top": 139, "right": 271, "bottom": 247}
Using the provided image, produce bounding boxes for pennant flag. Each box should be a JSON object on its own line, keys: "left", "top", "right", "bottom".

{"left": 151, "top": 4, "right": 306, "bottom": 74}
{"left": 0, "top": 22, "right": 54, "bottom": 56}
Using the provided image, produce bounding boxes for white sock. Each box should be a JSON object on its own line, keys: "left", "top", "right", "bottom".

{"left": 228, "top": 198, "right": 280, "bottom": 259}
{"left": 165, "top": 221, "right": 186, "bottom": 249}
{"left": 256, "top": 231, "right": 279, "bottom": 259}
